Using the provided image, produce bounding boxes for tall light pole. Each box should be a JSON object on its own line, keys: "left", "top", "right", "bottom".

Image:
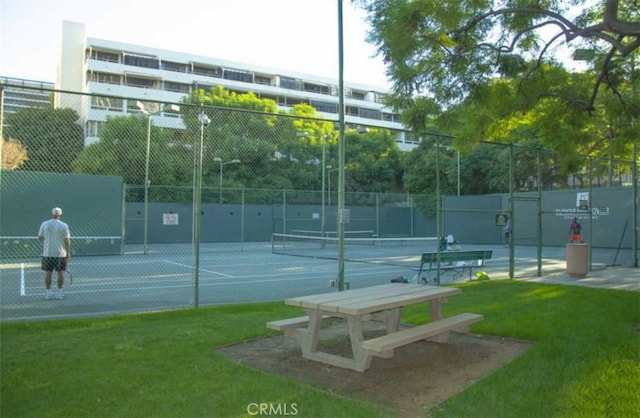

{"left": 457, "top": 149, "right": 460, "bottom": 196}
{"left": 213, "top": 157, "right": 240, "bottom": 203}
{"left": 137, "top": 101, "right": 179, "bottom": 255}
{"left": 326, "top": 165, "right": 333, "bottom": 207}
{"left": 297, "top": 131, "right": 331, "bottom": 236}
{"left": 193, "top": 111, "right": 210, "bottom": 308}
{"left": 327, "top": 166, "right": 342, "bottom": 207}
{"left": 320, "top": 133, "right": 331, "bottom": 238}
{"left": 337, "top": 0, "right": 346, "bottom": 290}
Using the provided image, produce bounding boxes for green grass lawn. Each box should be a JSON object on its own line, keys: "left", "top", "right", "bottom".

{"left": 1, "top": 281, "right": 638, "bottom": 418}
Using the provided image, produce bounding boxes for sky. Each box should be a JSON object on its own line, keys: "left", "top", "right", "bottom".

{"left": 0, "top": 0, "right": 392, "bottom": 89}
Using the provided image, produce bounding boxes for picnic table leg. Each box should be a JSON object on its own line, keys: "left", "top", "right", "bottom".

{"left": 429, "top": 297, "right": 449, "bottom": 343}
{"left": 300, "top": 309, "right": 323, "bottom": 356}
{"left": 385, "top": 307, "right": 402, "bottom": 333}
{"left": 346, "top": 315, "right": 375, "bottom": 371}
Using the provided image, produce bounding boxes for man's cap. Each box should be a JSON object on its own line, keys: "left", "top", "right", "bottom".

{"left": 52, "top": 207, "right": 63, "bottom": 216}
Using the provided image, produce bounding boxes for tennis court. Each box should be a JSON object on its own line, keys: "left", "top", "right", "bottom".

{"left": 1, "top": 235, "right": 633, "bottom": 322}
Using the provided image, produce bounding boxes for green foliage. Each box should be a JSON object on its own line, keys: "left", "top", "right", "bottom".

{"left": 72, "top": 115, "right": 180, "bottom": 203}
{"left": 4, "top": 107, "right": 84, "bottom": 173}
{"left": 360, "top": 0, "right": 637, "bottom": 183}
{"left": 346, "top": 129, "right": 404, "bottom": 193}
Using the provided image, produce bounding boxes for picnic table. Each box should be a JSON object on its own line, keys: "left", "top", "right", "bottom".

{"left": 267, "top": 283, "right": 482, "bottom": 372}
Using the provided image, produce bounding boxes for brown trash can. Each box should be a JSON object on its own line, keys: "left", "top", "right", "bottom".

{"left": 566, "top": 243, "right": 589, "bottom": 277}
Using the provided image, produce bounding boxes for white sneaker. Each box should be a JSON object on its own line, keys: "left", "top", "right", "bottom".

{"left": 44, "top": 291, "right": 53, "bottom": 300}
{"left": 55, "top": 291, "right": 65, "bottom": 300}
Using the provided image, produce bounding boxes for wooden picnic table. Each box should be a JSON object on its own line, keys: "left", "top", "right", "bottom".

{"left": 268, "top": 283, "right": 482, "bottom": 372}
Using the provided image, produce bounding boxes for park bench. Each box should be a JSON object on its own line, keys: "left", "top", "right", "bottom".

{"left": 415, "top": 250, "right": 493, "bottom": 284}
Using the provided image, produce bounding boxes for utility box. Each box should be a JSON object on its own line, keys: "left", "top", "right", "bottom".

{"left": 566, "top": 243, "right": 589, "bottom": 277}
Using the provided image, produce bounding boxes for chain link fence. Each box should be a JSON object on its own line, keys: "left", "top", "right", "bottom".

{"left": 1, "top": 84, "right": 637, "bottom": 321}
{"left": 1, "top": 86, "right": 440, "bottom": 320}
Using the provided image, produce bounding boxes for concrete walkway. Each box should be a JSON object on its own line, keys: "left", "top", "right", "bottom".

{"left": 517, "top": 264, "right": 640, "bottom": 292}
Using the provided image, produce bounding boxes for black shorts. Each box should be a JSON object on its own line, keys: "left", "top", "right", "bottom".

{"left": 42, "top": 257, "right": 67, "bottom": 272}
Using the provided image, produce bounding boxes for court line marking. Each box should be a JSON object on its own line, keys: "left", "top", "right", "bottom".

{"left": 162, "top": 260, "right": 235, "bottom": 278}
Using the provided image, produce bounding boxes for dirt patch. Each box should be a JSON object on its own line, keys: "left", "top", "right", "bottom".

{"left": 218, "top": 320, "right": 533, "bottom": 417}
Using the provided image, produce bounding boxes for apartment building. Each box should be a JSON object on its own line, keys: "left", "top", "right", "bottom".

{"left": 57, "top": 21, "right": 417, "bottom": 149}
{"left": 0, "top": 77, "right": 54, "bottom": 121}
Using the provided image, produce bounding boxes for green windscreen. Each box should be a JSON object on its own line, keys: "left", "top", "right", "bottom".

{"left": 0, "top": 171, "right": 124, "bottom": 257}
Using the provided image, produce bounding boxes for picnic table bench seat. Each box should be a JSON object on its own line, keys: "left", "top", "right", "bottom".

{"left": 362, "top": 313, "right": 483, "bottom": 353}
{"left": 416, "top": 250, "right": 493, "bottom": 284}
{"left": 267, "top": 314, "right": 332, "bottom": 336}
{"left": 267, "top": 316, "right": 313, "bottom": 332}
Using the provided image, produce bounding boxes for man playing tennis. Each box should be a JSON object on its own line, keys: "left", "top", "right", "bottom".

{"left": 38, "top": 207, "right": 71, "bottom": 300}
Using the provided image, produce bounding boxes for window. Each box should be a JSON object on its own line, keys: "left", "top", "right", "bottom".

{"left": 359, "top": 108, "right": 382, "bottom": 120}
{"left": 91, "top": 96, "right": 123, "bottom": 111}
{"left": 255, "top": 75, "right": 272, "bottom": 86}
{"left": 303, "top": 82, "right": 330, "bottom": 95}
{"left": 192, "top": 65, "right": 222, "bottom": 77}
{"left": 126, "top": 100, "right": 159, "bottom": 113}
{"left": 162, "top": 61, "right": 188, "bottom": 73}
{"left": 164, "top": 81, "right": 190, "bottom": 93}
{"left": 285, "top": 97, "right": 307, "bottom": 106}
{"left": 90, "top": 50, "right": 119, "bottom": 63}
{"left": 279, "top": 76, "right": 300, "bottom": 90}
{"left": 351, "top": 90, "right": 366, "bottom": 100}
{"left": 123, "top": 54, "right": 159, "bottom": 69}
{"left": 345, "top": 106, "right": 359, "bottom": 116}
{"left": 193, "top": 83, "right": 214, "bottom": 92}
{"left": 86, "top": 120, "right": 105, "bottom": 137}
{"left": 125, "top": 76, "right": 158, "bottom": 89}
{"left": 223, "top": 69, "right": 253, "bottom": 83}
{"left": 374, "top": 92, "right": 387, "bottom": 104}
{"left": 90, "top": 72, "right": 121, "bottom": 85}
{"left": 310, "top": 101, "right": 337, "bottom": 114}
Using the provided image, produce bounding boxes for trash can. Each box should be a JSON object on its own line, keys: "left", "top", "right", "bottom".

{"left": 566, "top": 243, "right": 589, "bottom": 277}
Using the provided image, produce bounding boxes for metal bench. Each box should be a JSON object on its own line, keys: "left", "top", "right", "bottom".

{"left": 415, "top": 250, "right": 493, "bottom": 284}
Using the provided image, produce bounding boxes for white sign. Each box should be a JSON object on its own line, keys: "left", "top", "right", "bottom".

{"left": 576, "top": 192, "right": 589, "bottom": 210}
{"left": 163, "top": 213, "right": 179, "bottom": 225}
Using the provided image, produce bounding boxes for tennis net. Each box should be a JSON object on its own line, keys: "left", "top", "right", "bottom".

{"left": 271, "top": 233, "right": 438, "bottom": 265}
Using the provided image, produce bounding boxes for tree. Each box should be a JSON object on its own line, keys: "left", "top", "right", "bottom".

{"left": 345, "top": 129, "right": 404, "bottom": 193}
{"left": 1, "top": 139, "right": 28, "bottom": 170}
{"left": 359, "top": 0, "right": 639, "bottom": 124}
{"left": 72, "top": 115, "right": 176, "bottom": 187}
{"left": 180, "top": 88, "right": 340, "bottom": 195}
{"left": 3, "top": 108, "right": 84, "bottom": 173}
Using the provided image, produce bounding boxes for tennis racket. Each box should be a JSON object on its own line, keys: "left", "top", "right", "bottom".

{"left": 64, "top": 268, "right": 73, "bottom": 286}
{"left": 57, "top": 258, "right": 72, "bottom": 286}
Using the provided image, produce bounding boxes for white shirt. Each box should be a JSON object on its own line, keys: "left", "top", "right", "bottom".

{"left": 38, "top": 219, "right": 71, "bottom": 257}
